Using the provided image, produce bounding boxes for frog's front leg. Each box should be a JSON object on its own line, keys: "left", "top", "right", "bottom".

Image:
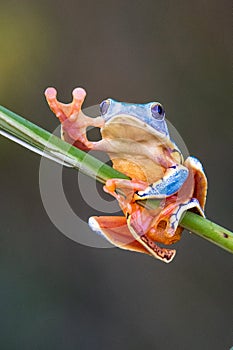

{"left": 134, "top": 164, "right": 189, "bottom": 200}
{"left": 45, "top": 87, "right": 105, "bottom": 150}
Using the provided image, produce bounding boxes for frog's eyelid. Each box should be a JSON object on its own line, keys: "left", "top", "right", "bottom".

{"left": 151, "top": 102, "right": 164, "bottom": 110}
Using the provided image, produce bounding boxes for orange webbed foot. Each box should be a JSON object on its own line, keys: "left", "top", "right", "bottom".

{"left": 89, "top": 215, "right": 176, "bottom": 263}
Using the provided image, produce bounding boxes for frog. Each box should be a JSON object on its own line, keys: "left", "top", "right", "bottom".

{"left": 45, "top": 87, "right": 207, "bottom": 263}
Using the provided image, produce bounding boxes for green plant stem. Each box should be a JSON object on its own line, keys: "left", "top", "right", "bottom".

{"left": 0, "top": 105, "right": 232, "bottom": 254}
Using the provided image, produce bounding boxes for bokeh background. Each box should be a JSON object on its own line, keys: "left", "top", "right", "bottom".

{"left": 0, "top": 1, "right": 232, "bottom": 349}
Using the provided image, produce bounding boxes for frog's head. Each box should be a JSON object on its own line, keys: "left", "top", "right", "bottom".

{"left": 99, "top": 99, "right": 169, "bottom": 137}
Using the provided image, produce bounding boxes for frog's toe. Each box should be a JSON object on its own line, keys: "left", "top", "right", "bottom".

{"left": 45, "top": 87, "right": 57, "bottom": 99}
{"left": 72, "top": 87, "right": 86, "bottom": 101}
{"left": 71, "top": 87, "right": 87, "bottom": 113}
{"left": 45, "top": 87, "right": 67, "bottom": 123}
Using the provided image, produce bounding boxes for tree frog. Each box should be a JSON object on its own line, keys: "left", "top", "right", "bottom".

{"left": 45, "top": 87, "right": 207, "bottom": 263}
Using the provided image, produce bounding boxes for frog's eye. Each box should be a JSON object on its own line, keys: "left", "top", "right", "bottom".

{"left": 100, "top": 99, "right": 110, "bottom": 115}
{"left": 151, "top": 103, "right": 165, "bottom": 120}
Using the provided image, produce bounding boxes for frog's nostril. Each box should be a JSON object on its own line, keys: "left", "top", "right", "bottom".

{"left": 100, "top": 99, "right": 110, "bottom": 115}
{"left": 151, "top": 103, "right": 165, "bottom": 120}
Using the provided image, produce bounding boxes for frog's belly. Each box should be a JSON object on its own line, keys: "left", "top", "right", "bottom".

{"left": 111, "top": 156, "right": 164, "bottom": 183}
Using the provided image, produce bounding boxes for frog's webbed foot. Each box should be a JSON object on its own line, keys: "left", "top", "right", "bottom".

{"left": 126, "top": 213, "right": 176, "bottom": 263}
{"left": 102, "top": 179, "right": 176, "bottom": 263}
{"left": 88, "top": 216, "right": 155, "bottom": 256}
{"left": 45, "top": 87, "right": 105, "bottom": 150}
{"left": 88, "top": 214, "right": 176, "bottom": 263}
{"left": 124, "top": 196, "right": 203, "bottom": 262}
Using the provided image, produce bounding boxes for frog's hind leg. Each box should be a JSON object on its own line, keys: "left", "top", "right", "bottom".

{"left": 184, "top": 156, "right": 208, "bottom": 210}
{"left": 88, "top": 216, "right": 153, "bottom": 255}
{"left": 102, "top": 179, "right": 176, "bottom": 262}
{"left": 134, "top": 164, "right": 189, "bottom": 200}
{"left": 126, "top": 214, "right": 176, "bottom": 263}
{"left": 152, "top": 198, "right": 205, "bottom": 241}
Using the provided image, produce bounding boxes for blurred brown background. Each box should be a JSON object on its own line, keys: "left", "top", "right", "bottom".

{"left": 0, "top": 1, "right": 232, "bottom": 349}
